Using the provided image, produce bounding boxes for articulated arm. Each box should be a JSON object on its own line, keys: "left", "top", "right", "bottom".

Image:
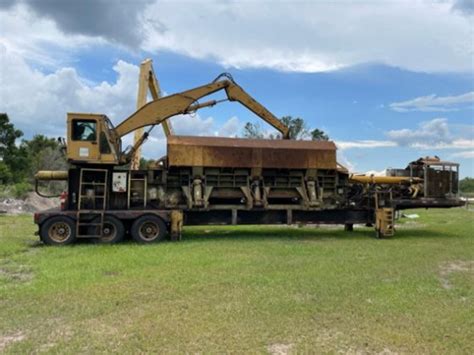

{"left": 114, "top": 78, "right": 289, "bottom": 139}
{"left": 223, "top": 80, "right": 289, "bottom": 138}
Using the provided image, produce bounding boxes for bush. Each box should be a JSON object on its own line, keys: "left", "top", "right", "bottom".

{"left": 0, "top": 182, "right": 33, "bottom": 199}
{"left": 13, "top": 182, "right": 32, "bottom": 198}
{"left": 0, "top": 161, "right": 13, "bottom": 184}
{"left": 459, "top": 177, "right": 474, "bottom": 193}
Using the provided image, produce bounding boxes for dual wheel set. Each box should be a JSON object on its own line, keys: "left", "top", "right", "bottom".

{"left": 40, "top": 215, "right": 168, "bottom": 245}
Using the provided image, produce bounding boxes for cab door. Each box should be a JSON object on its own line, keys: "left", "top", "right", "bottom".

{"left": 67, "top": 115, "right": 100, "bottom": 163}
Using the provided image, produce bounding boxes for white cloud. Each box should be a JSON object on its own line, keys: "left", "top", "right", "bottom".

{"left": 336, "top": 140, "right": 397, "bottom": 150}
{"left": 136, "top": 114, "right": 242, "bottom": 159}
{"left": 0, "top": 47, "right": 139, "bottom": 137}
{"left": 335, "top": 118, "right": 474, "bottom": 152}
{"left": 0, "top": 5, "right": 104, "bottom": 68}
{"left": 4, "top": 0, "right": 155, "bottom": 47}
{"left": 336, "top": 137, "right": 474, "bottom": 151}
{"left": 364, "top": 170, "right": 387, "bottom": 177}
{"left": 386, "top": 118, "right": 451, "bottom": 147}
{"left": 142, "top": 1, "right": 472, "bottom": 73}
{"left": 216, "top": 116, "right": 241, "bottom": 137}
{"left": 422, "top": 139, "right": 474, "bottom": 150}
{"left": 451, "top": 139, "right": 474, "bottom": 149}
{"left": 390, "top": 92, "right": 474, "bottom": 112}
{"left": 1, "top": 1, "right": 473, "bottom": 73}
{"left": 449, "top": 150, "right": 474, "bottom": 158}
{"left": 336, "top": 150, "right": 356, "bottom": 172}
{"left": 164, "top": 114, "right": 241, "bottom": 138}
{"left": 452, "top": 0, "right": 474, "bottom": 16}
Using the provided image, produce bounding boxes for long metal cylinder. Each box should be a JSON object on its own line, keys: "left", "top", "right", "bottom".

{"left": 35, "top": 171, "right": 69, "bottom": 181}
{"left": 349, "top": 174, "right": 422, "bottom": 184}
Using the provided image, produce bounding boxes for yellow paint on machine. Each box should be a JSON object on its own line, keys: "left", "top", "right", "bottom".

{"left": 35, "top": 171, "right": 69, "bottom": 181}
{"left": 349, "top": 175, "right": 423, "bottom": 184}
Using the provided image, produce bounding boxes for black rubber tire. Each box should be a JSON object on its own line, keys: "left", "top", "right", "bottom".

{"left": 40, "top": 216, "right": 77, "bottom": 246}
{"left": 93, "top": 215, "right": 125, "bottom": 244}
{"left": 131, "top": 215, "right": 167, "bottom": 244}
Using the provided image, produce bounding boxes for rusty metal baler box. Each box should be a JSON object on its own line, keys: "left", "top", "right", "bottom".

{"left": 167, "top": 135, "right": 337, "bottom": 169}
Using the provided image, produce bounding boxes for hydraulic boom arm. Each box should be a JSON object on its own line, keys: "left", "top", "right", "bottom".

{"left": 114, "top": 75, "right": 289, "bottom": 139}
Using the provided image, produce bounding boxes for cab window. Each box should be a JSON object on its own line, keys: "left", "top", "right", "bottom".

{"left": 72, "top": 120, "right": 97, "bottom": 141}
{"left": 100, "top": 132, "right": 112, "bottom": 154}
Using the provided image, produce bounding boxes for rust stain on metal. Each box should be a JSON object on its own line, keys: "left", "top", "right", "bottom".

{"left": 167, "top": 135, "right": 337, "bottom": 169}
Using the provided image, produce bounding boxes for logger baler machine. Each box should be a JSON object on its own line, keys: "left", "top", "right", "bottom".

{"left": 34, "top": 59, "right": 464, "bottom": 245}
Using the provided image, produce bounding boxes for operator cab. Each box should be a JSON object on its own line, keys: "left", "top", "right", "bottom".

{"left": 66, "top": 113, "right": 119, "bottom": 165}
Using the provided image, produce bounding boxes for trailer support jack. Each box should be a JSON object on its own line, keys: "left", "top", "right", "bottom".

{"left": 170, "top": 210, "right": 183, "bottom": 241}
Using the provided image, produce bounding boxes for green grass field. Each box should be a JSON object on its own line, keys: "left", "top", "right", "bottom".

{"left": 0, "top": 208, "right": 473, "bottom": 353}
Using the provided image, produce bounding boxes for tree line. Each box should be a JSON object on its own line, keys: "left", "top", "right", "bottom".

{"left": 0, "top": 113, "right": 67, "bottom": 196}
{"left": 460, "top": 177, "right": 474, "bottom": 193}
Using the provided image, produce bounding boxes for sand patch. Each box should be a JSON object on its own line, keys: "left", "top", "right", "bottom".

{"left": 439, "top": 260, "right": 474, "bottom": 289}
{"left": 267, "top": 343, "right": 294, "bottom": 355}
{"left": 0, "top": 266, "right": 33, "bottom": 282}
{"left": 0, "top": 332, "right": 26, "bottom": 351}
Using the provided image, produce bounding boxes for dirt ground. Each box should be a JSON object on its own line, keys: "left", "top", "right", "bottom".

{"left": 0, "top": 193, "right": 58, "bottom": 214}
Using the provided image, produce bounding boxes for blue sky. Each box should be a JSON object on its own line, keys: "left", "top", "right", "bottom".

{"left": 0, "top": 0, "right": 473, "bottom": 176}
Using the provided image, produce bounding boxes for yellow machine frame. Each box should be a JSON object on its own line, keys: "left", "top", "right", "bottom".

{"left": 131, "top": 59, "right": 171, "bottom": 170}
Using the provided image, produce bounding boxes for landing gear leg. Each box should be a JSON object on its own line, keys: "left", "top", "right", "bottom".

{"left": 170, "top": 210, "right": 183, "bottom": 241}
{"left": 344, "top": 223, "right": 354, "bottom": 232}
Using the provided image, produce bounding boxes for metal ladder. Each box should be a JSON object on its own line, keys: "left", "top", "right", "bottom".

{"left": 76, "top": 168, "right": 108, "bottom": 238}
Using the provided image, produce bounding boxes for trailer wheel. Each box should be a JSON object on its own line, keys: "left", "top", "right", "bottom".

{"left": 93, "top": 216, "right": 125, "bottom": 244}
{"left": 40, "top": 216, "right": 76, "bottom": 246}
{"left": 131, "top": 215, "right": 167, "bottom": 243}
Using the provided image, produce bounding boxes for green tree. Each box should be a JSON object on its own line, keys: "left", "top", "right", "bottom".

{"left": 0, "top": 113, "right": 29, "bottom": 183}
{"left": 0, "top": 161, "right": 13, "bottom": 184}
{"left": 242, "top": 122, "right": 265, "bottom": 139}
{"left": 139, "top": 157, "right": 158, "bottom": 169}
{"left": 310, "top": 128, "right": 329, "bottom": 141}
{"left": 22, "top": 134, "right": 58, "bottom": 154}
{"left": 0, "top": 113, "right": 23, "bottom": 156}
{"left": 34, "top": 146, "right": 68, "bottom": 194}
{"left": 0, "top": 114, "right": 68, "bottom": 190}
{"left": 459, "top": 177, "right": 474, "bottom": 193}
{"left": 243, "top": 116, "right": 329, "bottom": 141}
{"left": 281, "top": 116, "right": 309, "bottom": 140}
{"left": 21, "top": 135, "right": 67, "bottom": 178}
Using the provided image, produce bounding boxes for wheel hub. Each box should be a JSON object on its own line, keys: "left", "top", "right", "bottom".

{"left": 140, "top": 222, "right": 158, "bottom": 240}
{"left": 49, "top": 222, "right": 71, "bottom": 243}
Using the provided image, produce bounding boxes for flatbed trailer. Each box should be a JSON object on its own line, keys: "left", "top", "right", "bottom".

{"left": 34, "top": 207, "right": 376, "bottom": 244}
{"left": 33, "top": 195, "right": 464, "bottom": 245}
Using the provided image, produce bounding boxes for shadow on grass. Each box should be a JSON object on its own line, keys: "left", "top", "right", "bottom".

{"left": 181, "top": 225, "right": 455, "bottom": 243}
{"left": 183, "top": 226, "right": 370, "bottom": 243}
{"left": 391, "top": 228, "right": 458, "bottom": 240}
